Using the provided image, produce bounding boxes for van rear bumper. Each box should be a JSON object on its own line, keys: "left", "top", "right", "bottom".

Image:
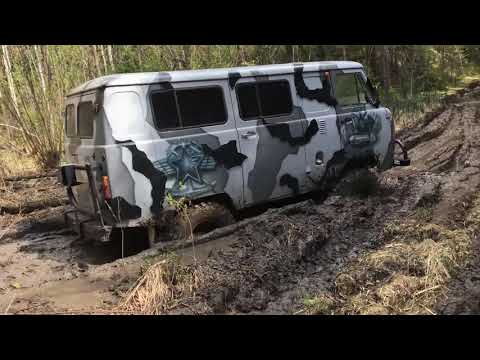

{"left": 60, "top": 163, "right": 112, "bottom": 242}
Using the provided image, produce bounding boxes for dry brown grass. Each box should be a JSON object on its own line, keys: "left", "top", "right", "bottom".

{"left": 119, "top": 254, "right": 200, "bottom": 314}
{"left": 0, "top": 149, "right": 39, "bottom": 179}
{"left": 304, "top": 196, "right": 479, "bottom": 315}
{"left": 303, "top": 293, "right": 337, "bottom": 315}
{"left": 336, "top": 223, "right": 471, "bottom": 315}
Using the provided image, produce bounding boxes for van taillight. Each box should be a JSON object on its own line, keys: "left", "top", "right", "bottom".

{"left": 102, "top": 176, "right": 112, "bottom": 200}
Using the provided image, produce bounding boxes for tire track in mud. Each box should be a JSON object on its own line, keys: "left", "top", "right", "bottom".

{"left": 171, "top": 82, "right": 480, "bottom": 315}
{"left": 392, "top": 86, "right": 480, "bottom": 227}
{"left": 158, "top": 171, "right": 426, "bottom": 314}
{"left": 402, "top": 107, "right": 455, "bottom": 151}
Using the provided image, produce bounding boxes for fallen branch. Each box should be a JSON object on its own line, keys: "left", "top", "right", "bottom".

{"left": 3, "top": 295, "right": 16, "bottom": 314}
{"left": 2, "top": 171, "right": 58, "bottom": 182}
{"left": 414, "top": 285, "right": 442, "bottom": 297}
{"left": 0, "top": 198, "right": 68, "bottom": 215}
{"left": 421, "top": 304, "right": 437, "bottom": 315}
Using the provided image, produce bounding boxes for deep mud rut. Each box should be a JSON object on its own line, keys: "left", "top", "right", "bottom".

{"left": 2, "top": 83, "right": 480, "bottom": 315}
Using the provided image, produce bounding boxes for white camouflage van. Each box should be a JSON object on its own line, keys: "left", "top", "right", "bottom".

{"left": 59, "top": 61, "right": 410, "bottom": 244}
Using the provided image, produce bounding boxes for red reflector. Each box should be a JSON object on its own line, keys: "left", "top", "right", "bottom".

{"left": 102, "top": 176, "right": 112, "bottom": 200}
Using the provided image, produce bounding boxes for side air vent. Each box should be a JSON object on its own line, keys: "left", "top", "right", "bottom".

{"left": 317, "top": 119, "right": 327, "bottom": 135}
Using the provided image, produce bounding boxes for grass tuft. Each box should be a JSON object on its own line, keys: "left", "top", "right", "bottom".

{"left": 119, "top": 254, "right": 199, "bottom": 314}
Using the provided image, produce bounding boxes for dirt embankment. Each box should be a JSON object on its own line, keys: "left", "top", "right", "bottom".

{"left": 2, "top": 82, "right": 480, "bottom": 315}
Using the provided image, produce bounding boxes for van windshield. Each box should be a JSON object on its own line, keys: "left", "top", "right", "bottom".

{"left": 335, "top": 72, "right": 380, "bottom": 108}
{"left": 335, "top": 73, "right": 368, "bottom": 107}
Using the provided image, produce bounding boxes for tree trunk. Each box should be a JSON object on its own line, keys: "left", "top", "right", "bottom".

{"left": 382, "top": 45, "right": 391, "bottom": 92}
{"left": 0, "top": 80, "right": 9, "bottom": 141}
{"left": 34, "top": 45, "right": 53, "bottom": 139}
{"left": 92, "top": 45, "right": 101, "bottom": 76}
{"left": 1, "top": 45, "right": 20, "bottom": 118}
{"left": 34, "top": 46, "right": 47, "bottom": 96}
{"left": 100, "top": 45, "right": 108, "bottom": 73}
{"left": 107, "top": 45, "right": 115, "bottom": 72}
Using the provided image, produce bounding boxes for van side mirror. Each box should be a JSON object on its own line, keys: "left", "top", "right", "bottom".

{"left": 366, "top": 78, "right": 380, "bottom": 107}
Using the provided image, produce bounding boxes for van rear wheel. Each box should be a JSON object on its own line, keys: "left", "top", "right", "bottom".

{"left": 174, "top": 201, "right": 235, "bottom": 241}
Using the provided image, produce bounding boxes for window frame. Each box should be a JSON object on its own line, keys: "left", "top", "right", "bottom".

{"left": 235, "top": 79, "right": 294, "bottom": 121}
{"left": 77, "top": 101, "right": 95, "bottom": 139}
{"left": 65, "top": 103, "right": 76, "bottom": 138}
{"left": 334, "top": 71, "right": 368, "bottom": 108}
{"left": 149, "top": 85, "right": 228, "bottom": 132}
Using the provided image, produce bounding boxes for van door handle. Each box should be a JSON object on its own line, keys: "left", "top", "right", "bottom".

{"left": 241, "top": 131, "right": 257, "bottom": 139}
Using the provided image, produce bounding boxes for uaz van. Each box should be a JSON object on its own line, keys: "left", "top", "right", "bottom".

{"left": 59, "top": 61, "right": 409, "bottom": 245}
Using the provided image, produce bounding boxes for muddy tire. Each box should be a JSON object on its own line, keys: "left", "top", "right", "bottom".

{"left": 174, "top": 201, "right": 235, "bottom": 240}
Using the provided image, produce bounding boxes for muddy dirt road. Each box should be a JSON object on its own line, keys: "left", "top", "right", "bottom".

{"left": 2, "top": 82, "right": 480, "bottom": 315}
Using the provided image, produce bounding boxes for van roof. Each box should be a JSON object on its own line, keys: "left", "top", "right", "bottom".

{"left": 67, "top": 61, "right": 363, "bottom": 97}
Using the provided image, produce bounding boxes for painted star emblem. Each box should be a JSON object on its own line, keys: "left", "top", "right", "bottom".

{"left": 167, "top": 142, "right": 205, "bottom": 185}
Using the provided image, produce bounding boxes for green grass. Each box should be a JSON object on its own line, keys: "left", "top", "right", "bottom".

{"left": 443, "top": 74, "right": 480, "bottom": 96}
{"left": 414, "top": 206, "right": 434, "bottom": 222}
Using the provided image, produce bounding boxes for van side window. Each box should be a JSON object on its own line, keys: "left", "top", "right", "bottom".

{"left": 237, "top": 84, "right": 260, "bottom": 118}
{"left": 176, "top": 87, "right": 226, "bottom": 127}
{"left": 258, "top": 81, "right": 292, "bottom": 117}
{"left": 335, "top": 73, "right": 367, "bottom": 107}
{"left": 237, "top": 80, "right": 293, "bottom": 120}
{"left": 65, "top": 104, "right": 76, "bottom": 137}
{"left": 151, "top": 90, "right": 180, "bottom": 130}
{"left": 77, "top": 101, "right": 94, "bottom": 137}
{"left": 151, "top": 86, "right": 227, "bottom": 130}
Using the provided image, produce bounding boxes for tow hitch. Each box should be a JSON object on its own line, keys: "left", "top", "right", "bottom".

{"left": 393, "top": 139, "right": 411, "bottom": 167}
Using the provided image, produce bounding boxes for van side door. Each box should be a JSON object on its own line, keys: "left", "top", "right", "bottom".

{"left": 296, "top": 70, "right": 341, "bottom": 188}
{"left": 230, "top": 75, "right": 308, "bottom": 206}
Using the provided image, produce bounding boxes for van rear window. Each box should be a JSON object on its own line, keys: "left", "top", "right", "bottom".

{"left": 78, "top": 101, "right": 94, "bottom": 137}
{"left": 151, "top": 86, "right": 227, "bottom": 131}
{"left": 65, "top": 104, "right": 76, "bottom": 137}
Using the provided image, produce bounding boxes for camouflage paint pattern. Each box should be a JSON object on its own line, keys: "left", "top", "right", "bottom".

{"left": 63, "top": 61, "right": 395, "bottom": 228}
